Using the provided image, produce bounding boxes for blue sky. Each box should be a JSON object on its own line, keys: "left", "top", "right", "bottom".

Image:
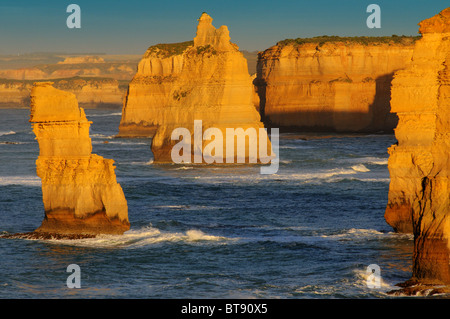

{"left": 0, "top": 0, "right": 446, "bottom": 54}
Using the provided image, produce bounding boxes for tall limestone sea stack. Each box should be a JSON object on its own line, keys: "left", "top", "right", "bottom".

{"left": 386, "top": 8, "right": 450, "bottom": 292}
{"left": 119, "top": 13, "right": 273, "bottom": 164}
{"left": 29, "top": 82, "right": 129, "bottom": 236}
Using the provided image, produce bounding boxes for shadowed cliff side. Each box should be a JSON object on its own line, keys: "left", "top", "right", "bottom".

{"left": 255, "top": 36, "right": 417, "bottom": 133}
{"left": 22, "top": 82, "right": 129, "bottom": 238}
{"left": 386, "top": 7, "right": 450, "bottom": 295}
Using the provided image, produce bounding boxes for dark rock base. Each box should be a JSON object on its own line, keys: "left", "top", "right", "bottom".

{"left": 387, "top": 279, "right": 450, "bottom": 297}
{"left": 0, "top": 232, "right": 97, "bottom": 240}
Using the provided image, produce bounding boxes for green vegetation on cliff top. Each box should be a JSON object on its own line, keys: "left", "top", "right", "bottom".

{"left": 145, "top": 41, "right": 194, "bottom": 58}
{"left": 276, "top": 35, "right": 421, "bottom": 47}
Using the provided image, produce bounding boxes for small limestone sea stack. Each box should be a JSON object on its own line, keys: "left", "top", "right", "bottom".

{"left": 29, "top": 82, "right": 129, "bottom": 237}
{"left": 118, "top": 12, "right": 273, "bottom": 164}
{"left": 385, "top": 7, "right": 450, "bottom": 293}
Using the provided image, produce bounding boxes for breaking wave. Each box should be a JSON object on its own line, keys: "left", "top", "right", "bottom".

{"left": 320, "top": 228, "right": 413, "bottom": 240}
{"left": 87, "top": 112, "right": 122, "bottom": 117}
{"left": 191, "top": 165, "right": 371, "bottom": 184}
{"left": 0, "top": 131, "right": 16, "bottom": 137}
{"left": 352, "top": 267, "right": 396, "bottom": 292}
{"left": 90, "top": 133, "right": 115, "bottom": 139}
{"left": 369, "top": 159, "right": 388, "bottom": 165}
{"left": 0, "top": 176, "right": 41, "bottom": 187}
{"left": 343, "top": 157, "right": 388, "bottom": 166}
{"left": 351, "top": 164, "right": 370, "bottom": 172}
{"left": 42, "top": 227, "right": 232, "bottom": 248}
{"left": 127, "top": 160, "right": 154, "bottom": 165}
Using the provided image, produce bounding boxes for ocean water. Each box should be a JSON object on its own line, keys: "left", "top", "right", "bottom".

{"left": 0, "top": 108, "right": 414, "bottom": 299}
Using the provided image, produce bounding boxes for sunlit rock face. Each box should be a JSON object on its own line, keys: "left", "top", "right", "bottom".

{"left": 30, "top": 82, "right": 129, "bottom": 235}
{"left": 255, "top": 37, "right": 416, "bottom": 132}
{"left": 386, "top": 8, "right": 450, "bottom": 285}
{"left": 119, "top": 13, "right": 273, "bottom": 164}
{"left": 0, "top": 78, "right": 125, "bottom": 109}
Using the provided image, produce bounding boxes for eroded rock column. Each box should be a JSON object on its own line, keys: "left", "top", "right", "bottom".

{"left": 30, "top": 82, "right": 129, "bottom": 236}
{"left": 119, "top": 12, "right": 273, "bottom": 164}
{"left": 386, "top": 8, "right": 450, "bottom": 285}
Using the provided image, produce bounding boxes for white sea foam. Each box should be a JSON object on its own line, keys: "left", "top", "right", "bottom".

{"left": 90, "top": 133, "right": 114, "bottom": 139}
{"left": 351, "top": 164, "right": 370, "bottom": 172}
{"left": 128, "top": 160, "right": 154, "bottom": 165}
{"left": 324, "top": 177, "right": 390, "bottom": 183}
{"left": 0, "top": 131, "right": 16, "bottom": 137}
{"left": 152, "top": 205, "right": 186, "bottom": 209}
{"left": 282, "top": 164, "right": 371, "bottom": 180}
{"left": 153, "top": 204, "right": 221, "bottom": 211}
{"left": 190, "top": 166, "right": 367, "bottom": 184}
{"left": 0, "top": 141, "right": 25, "bottom": 145}
{"left": 356, "top": 178, "right": 390, "bottom": 183}
{"left": 279, "top": 145, "right": 315, "bottom": 150}
{"left": 293, "top": 284, "right": 339, "bottom": 296}
{"left": 107, "top": 140, "right": 148, "bottom": 145}
{"left": 174, "top": 166, "right": 194, "bottom": 170}
{"left": 321, "top": 228, "right": 384, "bottom": 238}
{"left": 343, "top": 157, "right": 388, "bottom": 166}
{"left": 279, "top": 164, "right": 370, "bottom": 181}
{"left": 0, "top": 176, "right": 41, "bottom": 186}
{"left": 44, "top": 226, "right": 232, "bottom": 248}
{"left": 279, "top": 146, "right": 297, "bottom": 150}
{"left": 87, "top": 112, "right": 122, "bottom": 117}
{"left": 92, "top": 140, "right": 148, "bottom": 146}
{"left": 353, "top": 268, "right": 394, "bottom": 291}
{"left": 369, "top": 159, "right": 388, "bottom": 165}
{"left": 289, "top": 168, "right": 357, "bottom": 180}
{"left": 320, "top": 228, "right": 413, "bottom": 241}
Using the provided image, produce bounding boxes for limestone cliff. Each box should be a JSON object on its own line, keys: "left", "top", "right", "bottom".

{"left": 55, "top": 77, "right": 126, "bottom": 108}
{"left": 386, "top": 8, "right": 450, "bottom": 288}
{"left": 0, "top": 81, "right": 30, "bottom": 107}
{"left": 58, "top": 56, "right": 105, "bottom": 64}
{"left": 30, "top": 82, "right": 129, "bottom": 235}
{"left": 119, "top": 13, "right": 273, "bottom": 164}
{"left": 117, "top": 41, "right": 190, "bottom": 137}
{"left": 256, "top": 37, "right": 417, "bottom": 132}
{"left": 0, "top": 77, "right": 126, "bottom": 108}
{"left": 0, "top": 56, "right": 137, "bottom": 81}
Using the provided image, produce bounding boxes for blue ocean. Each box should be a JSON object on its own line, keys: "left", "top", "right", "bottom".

{"left": 0, "top": 108, "right": 413, "bottom": 298}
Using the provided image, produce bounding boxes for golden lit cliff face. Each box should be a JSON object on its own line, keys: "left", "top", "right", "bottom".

{"left": 118, "top": 13, "right": 272, "bottom": 163}
{"left": 386, "top": 8, "right": 450, "bottom": 284}
{"left": 117, "top": 48, "right": 186, "bottom": 137}
{"left": 0, "top": 78, "right": 125, "bottom": 108}
{"left": 30, "top": 82, "right": 129, "bottom": 235}
{"left": 118, "top": 13, "right": 260, "bottom": 136}
{"left": 256, "top": 39, "right": 415, "bottom": 132}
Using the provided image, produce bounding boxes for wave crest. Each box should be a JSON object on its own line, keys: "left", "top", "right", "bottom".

{"left": 351, "top": 164, "right": 370, "bottom": 172}
{"left": 42, "top": 226, "right": 231, "bottom": 248}
{"left": 0, "top": 131, "right": 16, "bottom": 137}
